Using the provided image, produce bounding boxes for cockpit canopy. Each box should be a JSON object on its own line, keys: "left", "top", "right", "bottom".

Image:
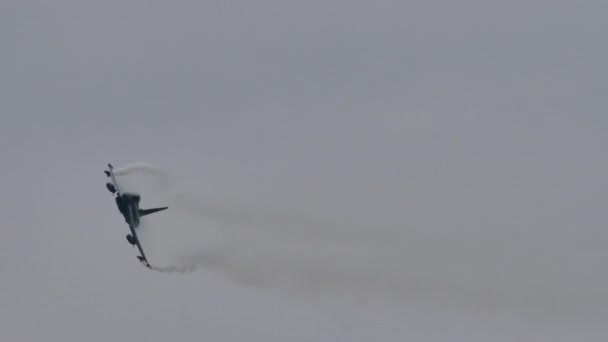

{"left": 122, "top": 192, "right": 141, "bottom": 202}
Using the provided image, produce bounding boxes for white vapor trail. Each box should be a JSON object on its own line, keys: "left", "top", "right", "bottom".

{"left": 110, "top": 162, "right": 606, "bottom": 316}
{"left": 111, "top": 162, "right": 416, "bottom": 298}
{"left": 113, "top": 163, "right": 167, "bottom": 177}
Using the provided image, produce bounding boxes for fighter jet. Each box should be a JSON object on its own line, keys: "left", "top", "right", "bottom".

{"left": 104, "top": 163, "right": 167, "bottom": 269}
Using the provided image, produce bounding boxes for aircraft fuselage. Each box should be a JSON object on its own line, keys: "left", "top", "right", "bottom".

{"left": 116, "top": 192, "right": 142, "bottom": 228}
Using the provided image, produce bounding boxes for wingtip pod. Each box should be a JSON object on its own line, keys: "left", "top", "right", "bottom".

{"left": 104, "top": 162, "right": 113, "bottom": 176}
{"left": 136, "top": 256, "right": 153, "bottom": 269}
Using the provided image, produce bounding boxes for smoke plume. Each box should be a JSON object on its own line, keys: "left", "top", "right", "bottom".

{"left": 111, "top": 162, "right": 608, "bottom": 314}
{"left": 113, "top": 163, "right": 165, "bottom": 177}
{"left": 111, "top": 162, "right": 419, "bottom": 299}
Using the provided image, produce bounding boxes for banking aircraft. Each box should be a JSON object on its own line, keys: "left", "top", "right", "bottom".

{"left": 104, "top": 163, "right": 167, "bottom": 269}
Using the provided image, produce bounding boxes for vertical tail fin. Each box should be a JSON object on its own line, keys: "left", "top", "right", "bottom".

{"left": 139, "top": 207, "right": 168, "bottom": 217}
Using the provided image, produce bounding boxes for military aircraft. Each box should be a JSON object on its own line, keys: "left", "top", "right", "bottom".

{"left": 104, "top": 163, "right": 168, "bottom": 269}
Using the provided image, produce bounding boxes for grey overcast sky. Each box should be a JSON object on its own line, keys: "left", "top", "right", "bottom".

{"left": 1, "top": 0, "right": 608, "bottom": 341}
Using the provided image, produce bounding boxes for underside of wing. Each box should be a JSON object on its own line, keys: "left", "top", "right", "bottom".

{"left": 130, "top": 226, "right": 151, "bottom": 268}
{"left": 105, "top": 163, "right": 122, "bottom": 195}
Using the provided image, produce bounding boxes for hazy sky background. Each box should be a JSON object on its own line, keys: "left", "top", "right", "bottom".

{"left": 1, "top": 0, "right": 607, "bottom": 341}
